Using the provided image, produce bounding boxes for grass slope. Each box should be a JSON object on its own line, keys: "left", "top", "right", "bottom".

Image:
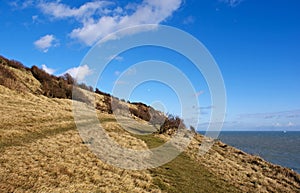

{"left": 0, "top": 60, "right": 300, "bottom": 192}
{"left": 0, "top": 85, "right": 239, "bottom": 192}
{"left": 0, "top": 86, "right": 158, "bottom": 192}
{"left": 135, "top": 134, "right": 239, "bottom": 192}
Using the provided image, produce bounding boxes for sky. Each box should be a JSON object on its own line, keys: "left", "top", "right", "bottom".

{"left": 0, "top": 0, "right": 300, "bottom": 131}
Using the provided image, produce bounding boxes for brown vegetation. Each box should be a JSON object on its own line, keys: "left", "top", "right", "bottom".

{"left": 30, "top": 65, "right": 73, "bottom": 99}
{"left": 0, "top": 64, "right": 17, "bottom": 88}
{"left": 157, "top": 114, "right": 186, "bottom": 135}
{"left": 0, "top": 57, "right": 41, "bottom": 94}
{"left": 0, "top": 55, "right": 27, "bottom": 70}
{"left": 0, "top": 56, "right": 93, "bottom": 104}
{"left": 129, "top": 103, "right": 151, "bottom": 121}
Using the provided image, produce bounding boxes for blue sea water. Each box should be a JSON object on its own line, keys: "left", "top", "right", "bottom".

{"left": 198, "top": 131, "right": 300, "bottom": 174}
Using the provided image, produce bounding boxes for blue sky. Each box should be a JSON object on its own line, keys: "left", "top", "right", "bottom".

{"left": 0, "top": 0, "right": 300, "bottom": 130}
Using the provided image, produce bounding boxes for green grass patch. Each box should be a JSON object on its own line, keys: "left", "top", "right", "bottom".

{"left": 0, "top": 123, "right": 76, "bottom": 150}
{"left": 135, "top": 134, "right": 240, "bottom": 193}
{"left": 98, "top": 117, "right": 117, "bottom": 123}
{"left": 132, "top": 134, "right": 165, "bottom": 149}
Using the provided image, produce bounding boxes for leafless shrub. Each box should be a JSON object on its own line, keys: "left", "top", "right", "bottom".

{"left": 129, "top": 103, "right": 151, "bottom": 121}
{"left": 158, "top": 114, "right": 186, "bottom": 134}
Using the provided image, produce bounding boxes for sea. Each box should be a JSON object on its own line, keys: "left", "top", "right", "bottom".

{"left": 198, "top": 131, "right": 300, "bottom": 174}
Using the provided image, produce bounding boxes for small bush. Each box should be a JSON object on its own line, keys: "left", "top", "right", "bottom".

{"left": 63, "top": 73, "right": 75, "bottom": 85}
{"left": 103, "top": 96, "right": 113, "bottom": 114}
{"left": 8, "top": 60, "right": 26, "bottom": 70}
{"left": 190, "top": 126, "right": 196, "bottom": 133}
{"left": 31, "top": 66, "right": 73, "bottom": 99}
{"left": 95, "top": 88, "right": 111, "bottom": 97}
{"left": 129, "top": 103, "right": 151, "bottom": 121}
{"left": 0, "top": 55, "right": 9, "bottom": 64}
{"left": 0, "top": 65, "right": 17, "bottom": 89}
{"left": 158, "top": 114, "right": 186, "bottom": 134}
{"left": 0, "top": 65, "right": 16, "bottom": 80}
{"left": 78, "top": 82, "right": 93, "bottom": 92}
{"left": 0, "top": 55, "right": 27, "bottom": 70}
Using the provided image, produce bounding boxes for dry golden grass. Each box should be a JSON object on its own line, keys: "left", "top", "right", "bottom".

{"left": 0, "top": 64, "right": 42, "bottom": 94}
{"left": 0, "top": 85, "right": 160, "bottom": 192}
{"left": 184, "top": 134, "right": 300, "bottom": 192}
{"left": 1, "top": 78, "right": 300, "bottom": 192}
{"left": 6, "top": 66, "right": 42, "bottom": 94}
{"left": 0, "top": 129, "right": 160, "bottom": 192}
{"left": 0, "top": 85, "right": 74, "bottom": 147}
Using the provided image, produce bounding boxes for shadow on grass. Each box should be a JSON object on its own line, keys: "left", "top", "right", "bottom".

{"left": 0, "top": 123, "right": 76, "bottom": 150}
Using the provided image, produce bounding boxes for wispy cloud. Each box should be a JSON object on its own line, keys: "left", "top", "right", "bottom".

{"left": 221, "top": 0, "right": 244, "bottom": 7}
{"left": 195, "top": 90, "right": 205, "bottom": 97}
{"left": 273, "top": 122, "right": 296, "bottom": 128}
{"left": 34, "top": 34, "right": 58, "bottom": 52}
{"left": 114, "top": 80, "right": 128, "bottom": 85}
{"left": 124, "top": 67, "right": 137, "bottom": 76}
{"left": 10, "top": 0, "right": 33, "bottom": 9}
{"left": 64, "top": 65, "right": 92, "bottom": 82}
{"left": 183, "top": 16, "right": 195, "bottom": 25}
{"left": 238, "top": 109, "right": 300, "bottom": 120}
{"left": 287, "top": 122, "right": 294, "bottom": 127}
{"left": 273, "top": 122, "right": 281, "bottom": 127}
{"left": 31, "top": 15, "right": 41, "bottom": 24}
{"left": 108, "top": 55, "right": 123, "bottom": 62}
{"left": 37, "top": 1, "right": 110, "bottom": 20}
{"left": 41, "top": 64, "right": 55, "bottom": 74}
{"left": 199, "top": 105, "right": 214, "bottom": 110}
{"left": 114, "top": 71, "right": 121, "bottom": 76}
{"left": 36, "top": 0, "right": 182, "bottom": 46}
{"left": 188, "top": 105, "right": 213, "bottom": 119}
{"left": 197, "top": 121, "right": 239, "bottom": 131}
{"left": 192, "top": 105, "right": 214, "bottom": 115}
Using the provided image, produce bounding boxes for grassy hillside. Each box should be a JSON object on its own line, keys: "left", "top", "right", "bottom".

{"left": 0, "top": 56, "right": 299, "bottom": 192}
{"left": 0, "top": 85, "right": 239, "bottom": 192}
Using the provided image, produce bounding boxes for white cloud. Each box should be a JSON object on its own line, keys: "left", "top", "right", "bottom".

{"left": 34, "top": 34, "right": 58, "bottom": 52}
{"left": 124, "top": 67, "right": 137, "bottom": 76}
{"left": 65, "top": 65, "right": 92, "bottom": 82}
{"left": 32, "top": 15, "right": 38, "bottom": 23}
{"left": 21, "top": 0, "right": 33, "bottom": 8}
{"left": 10, "top": 0, "right": 33, "bottom": 9}
{"left": 37, "top": 1, "right": 111, "bottom": 20}
{"left": 273, "top": 122, "right": 281, "bottom": 127}
{"left": 37, "top": 0, "right": 182, "bottom": 46}
{"left": 221, "top": 0, "right": 244, "bottom": 7}
{"left": 97, "top": 24, "right": 158, "bottom": 44}
{"left": 41, "top": 64, "right": 55, "bottom": 74}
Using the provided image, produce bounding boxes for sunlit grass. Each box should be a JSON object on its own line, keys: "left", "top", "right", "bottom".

{"left": 134, "top": 134, "right": 240, "bottom": 193}
{"left": 1, "top": 82, "right": 299, "bottom": 192}
{"left": 0, "top": 86, "right": 157, "bottom": 192}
